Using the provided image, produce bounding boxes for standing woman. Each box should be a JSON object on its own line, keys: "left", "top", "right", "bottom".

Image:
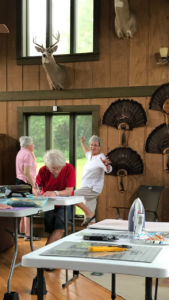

{"left": 75, "top": 135, "right": 112, "bottom": 226}
{"left": 15, "top": 136, "right": 40, "bottom": 241}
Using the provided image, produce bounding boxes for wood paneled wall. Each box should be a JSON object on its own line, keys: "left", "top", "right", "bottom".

{"left": 0, "top": 0, "right": 169, "bottom": 222}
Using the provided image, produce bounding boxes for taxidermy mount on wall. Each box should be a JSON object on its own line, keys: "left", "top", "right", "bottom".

{"left": 114, "top": 0, "right": 137, "bottom": 38}
{"left": 149, "top": 83, "right": 169, "bottom": 125}
{"left": 145, "top": 123, "right": 169, "bottom": 172}
{"left": 33, "top": 32, "right": 68, "bottom": 90}
{"left": 106, "top": 147, "right": 144, "bottom": 192}
{"left": 102, "top": 99, "right": 147, "bottom": 146}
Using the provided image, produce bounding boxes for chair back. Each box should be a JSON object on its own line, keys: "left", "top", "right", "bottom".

{"left": 137, "top": 185, "right": 163, "bottom": 221}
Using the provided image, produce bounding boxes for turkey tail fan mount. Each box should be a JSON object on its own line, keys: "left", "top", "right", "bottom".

{"left": 106, "top": 147, "right": 144, "bottom": 176}
{"left": 145, "top": 123, "right": 169, "bottom": 154}
{"left": 149, "top": 83, "right": 169, "bottom": 125}
{"left": 102, "top": 99, "right": 147, "bottom": 130}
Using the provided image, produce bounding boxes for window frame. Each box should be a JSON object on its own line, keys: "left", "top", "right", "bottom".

{"left": 16, "top": 0, "right": 100, "bottom": 65}
{"left": 17, "top": 105, "right": 99, "bottom": 217}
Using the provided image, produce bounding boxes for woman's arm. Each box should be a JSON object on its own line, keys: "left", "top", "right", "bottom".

{"left": 24, "top": 166, "right": 35, "bottom": 187}
{"left": 80, "top": 136, "right": 89, "bottom": 155}
{"left": 43, "top": 187, "right": 73, "bottom": 197}
{"left": 100, "top": 156, "right": 112, "bottom": 173}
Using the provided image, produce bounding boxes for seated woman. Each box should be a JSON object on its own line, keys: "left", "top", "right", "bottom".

{"left": 33, "top": 149, "right": 75, "bottom": 248}
{"left": 75, "top": 135, "right": 112, "bottom": 226}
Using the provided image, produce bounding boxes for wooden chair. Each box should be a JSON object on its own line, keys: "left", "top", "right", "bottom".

{"left": 112, "top": 185, "right": 164, "bottom": 222}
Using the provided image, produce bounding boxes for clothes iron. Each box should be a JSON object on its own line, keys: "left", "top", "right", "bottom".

{"left": 128, "top": 198, "right": 145, "bottom": 234}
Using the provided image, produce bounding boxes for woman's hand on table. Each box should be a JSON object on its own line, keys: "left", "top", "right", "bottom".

{"left": 43, "top": 191, "right": 57, "bottom": 197}
{"left": 0, "top": 204, "right": 12, "bottom": 210}
{"left": 32, "top": 186, "right": 42, "bottom": 196}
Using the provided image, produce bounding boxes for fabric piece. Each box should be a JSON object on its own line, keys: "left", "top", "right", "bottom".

{"left": 75, "top": 187, "right": 100, "bottom": 220}
{"left": 81, "top": 151, "right": 112, "bottom": 194}
{"left": 16, "top": 148, "right": 37, "bottom": 183}
{"left": 1, "top": 207, "right": 30, "bottom": 211}
{"left": 44, "top": 205, "right": 72, "bottom": 233}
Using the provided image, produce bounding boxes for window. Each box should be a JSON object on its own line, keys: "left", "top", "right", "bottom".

{"left": 16, "top": 0, "right": 100, "bottom": 65}
{"left": 18, "top": 105, "right": 99, "bottom": 216}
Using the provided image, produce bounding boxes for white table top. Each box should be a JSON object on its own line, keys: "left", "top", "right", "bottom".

{"left": 88, "top": 219, "right": 169, "bottom": 232}
{"left": 0, "top": 196, "right": 84, "bottom": 217}
{"left": 22, "top": 228, "right": 169, "bottom": 278}
{"left": 48, "top": 196, "right": 84, "bottom": 206}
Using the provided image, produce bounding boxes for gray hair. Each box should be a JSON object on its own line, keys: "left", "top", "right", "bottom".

{"left": 44, "top": 149, "right": 66, "bottom": 168}
{"left": 19, "top": 136, "right": 33, "bottom": 148}
{"left": 89, "top": 135, "right": 102, "bottom": 147}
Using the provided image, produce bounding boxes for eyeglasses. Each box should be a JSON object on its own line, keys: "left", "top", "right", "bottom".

{"left": 47, "top": 166, "right": 58, "bottom": 171}
{"left": 90, "top": 144, "right": 100, "bottom": 147}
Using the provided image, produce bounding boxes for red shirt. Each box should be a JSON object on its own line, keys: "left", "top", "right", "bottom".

{"left": 36, "top": 163, "right": 75, "bottom": 196}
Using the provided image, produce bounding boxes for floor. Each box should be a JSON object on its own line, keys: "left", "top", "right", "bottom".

{"left": 81, "top": 271, "right": 169, "bottom": 300}
{"left": 0, "top": 237, "right": 125, "bottom": 300}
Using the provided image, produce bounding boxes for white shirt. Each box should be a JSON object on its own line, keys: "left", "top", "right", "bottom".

{"left": 81, "top": 151, "right": 112, "bottom": 194}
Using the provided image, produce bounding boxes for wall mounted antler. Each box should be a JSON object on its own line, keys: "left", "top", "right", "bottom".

{"left": 114, "top": 0, "right": 137, "bottom": 38}
{"left": 102, "top": 99, "right": 147, "bottom": 146}
{"left": 33, "top": 32, "right": 68, "bottom": 90}
{"left": 106, "top": 147, "right": 144, "bottom": 192}
{"left": 149, "top": 83, "right": 169, "bottom": 125}
{"left": 145, "top": 123, "right": 169, "bottom": 172}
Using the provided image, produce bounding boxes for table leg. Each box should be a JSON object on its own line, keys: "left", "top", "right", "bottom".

{"left": 71, "top": 205, "right": 75, "bottom": 233}
{"left": 145, "top": 277, "right": 153, "bottom": 300}
{"left": 154, "top": 279, "right": 158, "bottom": 300}
{"left": 3, "top": 218, "right": 19, "bottom": 300}
{"left": 30, "top": 215, "right": 34, "bottom": 252}
{"left": 62, "top": 206, "right": 79, "bottom": 288}
{"left": 30, "top": 216, "right": 47, "bottom": 296}
{"left": 111, "top": 274, "right": 116, "bottom": 300}
{"left": 37, "top": 269, "right": 44, "bottom": 300}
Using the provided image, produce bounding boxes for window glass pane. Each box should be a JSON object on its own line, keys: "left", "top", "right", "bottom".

{"left": 51, "top": 0, "right": 70, "bottom": 54}
{"left": 52, "top": 115, "right": 70, "bottom": 162}
{"left": 75, "top": 115, "right": 92, "bottom": 215}
{"left": 28, "top": 116, "right": 46, "bottom": 172}
{"left": 75, "top": 0, "right": 93, "bottom": 53}
{"left": 27, "top": 0, "right": 46, "bottom": 56}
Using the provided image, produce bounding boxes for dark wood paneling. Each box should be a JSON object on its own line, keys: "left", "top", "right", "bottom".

{"left": 0, "top": 1, "right": 7, "bottom": 92}
{"left": 148, "top": 0, "right": 168, "bottom": 85}
{"left": 110, "top": 0, "right": 129, "bottom": 87}
{"left": 129, "top": 0, "right": 149, "bottom": 86}
{"left": 92, "top": 0, "right": 110, "bottom": 88}
{"left": 23, "top": 65, "right": 40, "bottom": 91}
{"left": 7, "top": 0, "right": 22, "bottom": 91}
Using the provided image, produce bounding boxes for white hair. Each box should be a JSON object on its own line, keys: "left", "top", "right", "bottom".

{"left": 19, "top": 136, "right": 33, "bottom": 148}
{"left": 89, "top": 135, "right": 102, "bottom": 147}
{"left": 44, "top": 149, "right": 66, "bottom": 168}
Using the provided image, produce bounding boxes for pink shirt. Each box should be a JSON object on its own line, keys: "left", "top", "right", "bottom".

{"left": 16, "top": 148, "right": 37, "bottom": 184}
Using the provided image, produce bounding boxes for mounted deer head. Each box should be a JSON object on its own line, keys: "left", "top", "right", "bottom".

{"left": 33, "top": 33, "right": 68, "bottom": 90}
{"left": 114, "top": 0, "right": 137, "bottom": 39}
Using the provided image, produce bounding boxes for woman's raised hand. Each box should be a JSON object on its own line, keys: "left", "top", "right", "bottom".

{"left": 79, "top": 136, "right": 85, "bottom": 143}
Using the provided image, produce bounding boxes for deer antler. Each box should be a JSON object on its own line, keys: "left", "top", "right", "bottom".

{"left": 49, "top": 32, "right": 60, "bottom": 49}
{"left": 33, "top": 37, "right": 44, "bottom": 50}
